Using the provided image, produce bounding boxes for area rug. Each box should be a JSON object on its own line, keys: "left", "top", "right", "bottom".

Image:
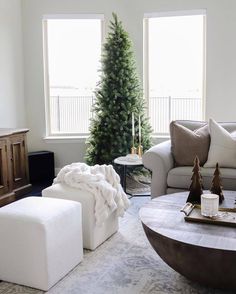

{"left": 0, "top": 197, "right": 231, "bottom": 294}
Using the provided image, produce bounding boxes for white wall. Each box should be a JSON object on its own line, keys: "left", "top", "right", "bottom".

{"left": 0, "top": 0, "right": 26, "bottom": 128}
{"left": 21, "top": 0, "right": 236, "bottom": 169}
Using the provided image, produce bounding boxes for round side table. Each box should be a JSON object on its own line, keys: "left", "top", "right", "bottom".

{"left": 114, "top": 157, "right": 143, "bottom": 196}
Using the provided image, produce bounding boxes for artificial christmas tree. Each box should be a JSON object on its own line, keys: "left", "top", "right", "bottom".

{"left": 210, "top": 163, "right": 224, "bottom": 203}
{"left": 187, "top": 156, "right": 203, "bottom": 204}
{"left": 86, "top": 13, "right": 152, "bottom": 165}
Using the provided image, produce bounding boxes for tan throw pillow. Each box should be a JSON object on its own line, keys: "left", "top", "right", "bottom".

{"left": 170, "top": 121, "right": 210, "bottom": 166}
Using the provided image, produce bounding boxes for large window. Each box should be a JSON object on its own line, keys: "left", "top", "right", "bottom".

{"left": 43, "top": 15, "right": 103, "bottom": 136}
{"left": 144, "top": 11, "right": 206, "bottom": 135}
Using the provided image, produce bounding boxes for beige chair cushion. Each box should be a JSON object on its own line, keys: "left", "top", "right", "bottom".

{"left": 167, "top": 166, "right": 236, "bottom": 191}
{"left": 170, "top": 121, "right": 210, "bottom": 166}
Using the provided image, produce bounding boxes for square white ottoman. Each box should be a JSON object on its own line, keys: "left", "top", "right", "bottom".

{"left": 0, "top": 196, "right": 83, "bottom": 291}
{"left": 42, "top": 183, "right": 119, "bottom": 250}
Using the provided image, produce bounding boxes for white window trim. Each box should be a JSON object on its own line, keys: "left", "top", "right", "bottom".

{"left": 44, "top": 135, "right": 88, "bottom": 143}
{"left": 43, "top": 14, "right": 104, "bottom": 20}
{"left": 42, "top": 14, "right": 104, "bottom": 139}
{"left": 143, "top": 10, "right": 207, "bottom": 136}
{"left": 144, "top": 9, "right": 206, "bottom": 19}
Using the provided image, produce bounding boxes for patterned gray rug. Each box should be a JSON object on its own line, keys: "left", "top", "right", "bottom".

{"left": 0, "top": 197, "right": 232, "bottom": 294}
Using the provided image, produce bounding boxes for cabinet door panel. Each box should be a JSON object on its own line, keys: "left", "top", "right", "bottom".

{"left": 0, "top": 140, "right": 9, "bottom": 196}
{"left": 10, "top": 135, "right": 27, "bottom": 189}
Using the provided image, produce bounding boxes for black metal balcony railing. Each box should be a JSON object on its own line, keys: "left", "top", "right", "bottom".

{"left": 49, "top": 95, "right": 202, "bottom": 134}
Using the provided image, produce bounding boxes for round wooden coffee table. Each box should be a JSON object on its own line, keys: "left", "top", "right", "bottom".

{"left": 139, "top": 191, "right": 236, "bottom": 290}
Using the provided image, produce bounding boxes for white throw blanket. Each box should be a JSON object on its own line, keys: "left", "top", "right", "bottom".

{"left": 54, "top": 163, "right": 130, "bottom": 225}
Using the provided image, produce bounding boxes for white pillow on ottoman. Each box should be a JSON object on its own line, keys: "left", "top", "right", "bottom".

{"left": 204, "top": 118, "right": 236, "bottom": 168}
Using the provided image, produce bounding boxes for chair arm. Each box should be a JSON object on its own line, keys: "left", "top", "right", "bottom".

{"left": 143, "top": 140, "right": 174, "bottom": 198}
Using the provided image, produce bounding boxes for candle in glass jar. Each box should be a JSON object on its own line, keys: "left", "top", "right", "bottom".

{"left": 201, "top": 194, "right": 219, "bottom": 217}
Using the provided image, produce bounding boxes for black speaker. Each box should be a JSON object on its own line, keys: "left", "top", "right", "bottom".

{"left": 28, "top": 151, "right": 55, "bottom": 184}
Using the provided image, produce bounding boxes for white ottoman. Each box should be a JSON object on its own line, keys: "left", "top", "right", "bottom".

{"left": 0, "top": 196, "right": 83, "bottom": 291}
{"left": 42, "top": 183, "right": 119, "bottom": 250}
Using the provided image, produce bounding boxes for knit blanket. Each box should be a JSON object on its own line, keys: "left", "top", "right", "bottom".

{"left": 54, "top": 162, "right": 130, "bottom": 225}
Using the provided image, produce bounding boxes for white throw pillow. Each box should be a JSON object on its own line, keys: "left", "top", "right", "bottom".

{"left": 204, "top": 118, "right": 236, "bottom": 168}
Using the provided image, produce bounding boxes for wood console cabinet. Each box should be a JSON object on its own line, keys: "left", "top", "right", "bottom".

{"left": 0, "top": 128, "right": 31, "bottom": 206}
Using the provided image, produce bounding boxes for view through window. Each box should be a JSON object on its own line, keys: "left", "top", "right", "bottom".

{"left": 144, "top": 11, "right": 206, "bottom": 135}
{"left": 43, "top": 16, "right": 102, "bottom": 136}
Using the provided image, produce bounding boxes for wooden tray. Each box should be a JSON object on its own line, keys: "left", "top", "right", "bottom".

{"left": 181, "top": 203, "right": 236, "bottom": 227}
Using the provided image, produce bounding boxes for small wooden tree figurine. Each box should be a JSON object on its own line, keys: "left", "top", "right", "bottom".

{"left": 187, "top": 156, "right": 203, "bottom": 204}
{"left": 210, "top": 163, "right": 224, "bottom": 203}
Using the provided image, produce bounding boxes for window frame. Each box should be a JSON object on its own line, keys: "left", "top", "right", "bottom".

{"left": 42, "top": 14, "right": 104, "bottom": 139}
{"left": 143, "top": 10, "right": 206, "bottom": 137}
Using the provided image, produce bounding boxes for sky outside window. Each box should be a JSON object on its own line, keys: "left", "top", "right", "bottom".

{"left": 47, "top": 19, "right": 101, "bottom": 96}
{"left": 149, "top": 15, "right": 204, "bottom": 99}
